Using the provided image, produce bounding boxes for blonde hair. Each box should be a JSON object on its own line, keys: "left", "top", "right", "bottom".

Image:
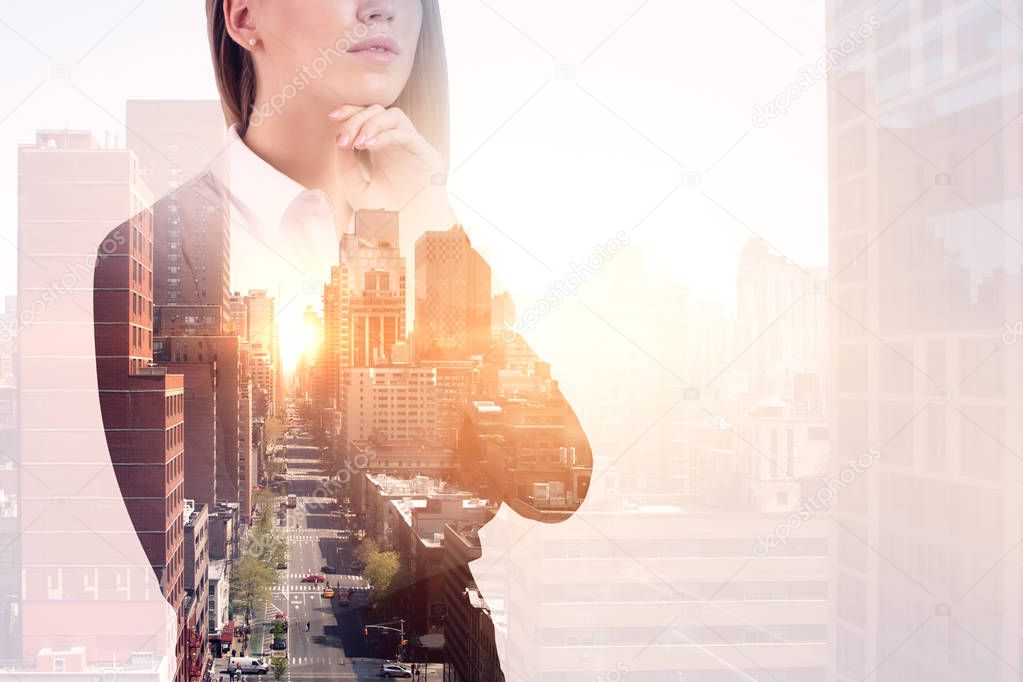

{"left": 205, "top": 0, "right": 450, "bottom": 166}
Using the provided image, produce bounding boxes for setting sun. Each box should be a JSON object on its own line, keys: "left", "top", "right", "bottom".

{"left": 280, "top": 305, "right": 323, "bottom": 375}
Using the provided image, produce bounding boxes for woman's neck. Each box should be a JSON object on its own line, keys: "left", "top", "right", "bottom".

{"left": 241, "top": 99, "right": 354, "bottom": 234}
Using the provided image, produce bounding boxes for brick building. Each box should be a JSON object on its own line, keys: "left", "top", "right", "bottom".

{"left": 94, "top": 213, "right": 188, "bottom": 681}
{"left": 155, "top": 336, "right": 249, "bottom": 519}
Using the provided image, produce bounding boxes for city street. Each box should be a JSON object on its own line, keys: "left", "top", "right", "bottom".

{"left": 213, "top": 426, "right": 441, "bottom": 682}
{"left": 275, "top": 433, "right": 368, "bottom": 678}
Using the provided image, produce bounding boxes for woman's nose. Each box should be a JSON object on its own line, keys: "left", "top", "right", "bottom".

{"left": 357, "top": 0, "right": 396, "bottom": 24}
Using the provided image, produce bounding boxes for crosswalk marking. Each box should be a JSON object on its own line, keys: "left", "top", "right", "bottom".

{"left": 287, "top": 573, "right": 363, "bottom": 581}
{"left": 287, "top": 657, "right": 339, "bottom": 666}
{"left": 273, "top": 583, "right": 367, "bottom": 594}
{"left": 280, "top": 531, "right": 343, "bottom": 541}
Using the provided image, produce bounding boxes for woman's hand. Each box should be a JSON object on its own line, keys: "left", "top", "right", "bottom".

{"left": 329, "top": 104, "right": 456, "bottom": 230}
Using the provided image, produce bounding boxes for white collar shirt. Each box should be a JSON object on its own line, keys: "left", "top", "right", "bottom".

{"left": 207, "top": 123, "right": 348, "bottom": 367}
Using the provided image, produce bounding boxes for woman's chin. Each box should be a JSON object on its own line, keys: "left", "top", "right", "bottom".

{"left": 322, "top": 81, "right": 403, "bottom": 109}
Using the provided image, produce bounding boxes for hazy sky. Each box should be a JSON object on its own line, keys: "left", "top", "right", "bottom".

{"left": 0, "top": 0, "right": 827, "bottom": 307}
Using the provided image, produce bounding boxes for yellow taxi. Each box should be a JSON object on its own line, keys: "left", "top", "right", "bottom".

{"left": 322, "top": 587, "right": 334, "bottom": 599}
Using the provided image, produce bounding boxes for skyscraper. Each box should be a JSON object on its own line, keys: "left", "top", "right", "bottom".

{"left": 297, "top": 305, "right": 322, "bottom": 402}
{"left": 323, "top": 210, "right": 409, "bottom": 440}
{"left": 735, "top": 238, "right": 827, "bottom": 398}
{"left": 243, "top": 290, "right": 278, "bottom": 416}
{"left": 19, "top": 129, "right": 186, "bottom": 674}
{"left": 130, "top": 101, "right": 253, "bottom": 521}
{"left": 338, "top": 210, "right": 407, "bottom": 368}
{"left": 827, "top": 3, "right": 1022, "bottom": 680}
{"left": 415, "top": 225, "right": 492, "bottom": 361}
{"left": 154, "top": 335, "right": 246, "bottom": 516}
{"left": 125, "top": 100, "right": 225, "bottom": 198}
{"left": 227, "top": 291, "right": 248, "bottom": 339}
{"left": 316, "top": 268, "right": 342, "bottom": 418}
{"left": 127, "top": 100, "right": 230, "bottom": 338}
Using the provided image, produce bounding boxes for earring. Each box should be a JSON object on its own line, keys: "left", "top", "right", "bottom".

{"left": 248, "top": 38, "right": 258, "bottom": 47}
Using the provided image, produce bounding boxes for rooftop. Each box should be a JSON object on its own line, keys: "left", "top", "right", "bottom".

{"left": 208, "top": 559, "right": 228, "bottom": 581}
{"left": 350, "top": 439, "right": 453, "bottom": 455}
{"left": 367, "top": 473, "right": 455, "bottom": 497}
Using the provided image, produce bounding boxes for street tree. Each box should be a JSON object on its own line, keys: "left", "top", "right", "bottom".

{"left": 264, "top": 415, "right": 285, "bottom": 444}
{"left": 247, "top": 507, "right": 287, "bottom": 568}
{"left": 364, "top": 550, "right": 408, "bottom": 618}
{"left": 230, "top": 554, "right": 275, "bottom": 623}
{"left": 355, "top": 538, "right": 379, "bottom": 568}
{"left": 271, "top": 656, "right": 288, "bottom": 681}
{"left": 364, "top": 551, "right": 400, "bottom": 594}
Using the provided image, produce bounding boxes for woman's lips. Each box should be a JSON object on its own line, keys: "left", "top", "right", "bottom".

{"left": 347, "top": 35, "right": 400, "bottom": 65}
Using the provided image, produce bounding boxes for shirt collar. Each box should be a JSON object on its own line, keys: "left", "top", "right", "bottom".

{"left": 216, "top": 123, "right": 333, "bottom": 236}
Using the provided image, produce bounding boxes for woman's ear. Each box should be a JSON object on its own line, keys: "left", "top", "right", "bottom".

{"left": 223, "top": 0, "right": 259, "bottom": 50}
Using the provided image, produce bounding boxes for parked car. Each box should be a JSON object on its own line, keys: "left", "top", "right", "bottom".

{"left": 270, "top": 637, "right": 287, "bottom": 651}
{"left": 301, "top": 574, "right": 325, "bottom": 583}
{"left": 276, "top": 561, "right": 287, "bottom": 570}
{"left": 379, "top": 663, "right": 412, "bottom": 678}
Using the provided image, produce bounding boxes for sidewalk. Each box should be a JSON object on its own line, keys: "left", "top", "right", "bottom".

{"left": 227, "top": 629, "right": 247, "bottom": 658}
{"left": 249, "top": 620, "right": 268, "bottom": 655}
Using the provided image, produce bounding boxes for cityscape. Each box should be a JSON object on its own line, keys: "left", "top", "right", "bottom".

{"left": 0, "top": 2, "right": 1019, "bottom": 681}
{"left": 10, "top": 99, "right": 595, "bottom": 682}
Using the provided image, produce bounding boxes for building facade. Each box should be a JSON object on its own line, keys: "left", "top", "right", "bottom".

{"left": 414, "top": 225, "right": 491, "bottom": 361}
{"left": 156, "top": 336, "right": 248, "bottom": 517}
{"left": 341, "top": 366, "right": 439, "bottom": 444}
{"left": 127, "top": 99, "right": 230, "bottom": 339}
{"left": 337, "top": 210, "right": 407, "bottom": 369}
{"left": 183, "top": 501, "right": 211, "bottom": 682}
{"left": 827, "top": 2, "right": 1023, "bottom": 680}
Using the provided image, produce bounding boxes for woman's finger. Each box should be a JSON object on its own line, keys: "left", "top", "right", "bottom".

{"left": 351, "top": 108, "right": 411, "bottom": 149}
{"left": 327, "top": 104, "right": 366, "bottom": 123}
{"left": 362, "top": 126, "right": 438, "bottom": 168}
{"left": 335, "top": 104, "right": 387, "bottom": 147}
